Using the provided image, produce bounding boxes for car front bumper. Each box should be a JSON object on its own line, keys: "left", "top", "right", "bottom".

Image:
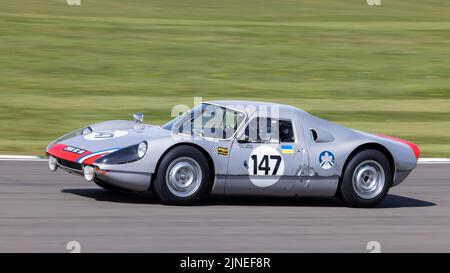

{"left": 54, "top": 156, "right": 152, "bottom": 192}
{"left": 95, "top": 167, "right": 152, "bottom": 192}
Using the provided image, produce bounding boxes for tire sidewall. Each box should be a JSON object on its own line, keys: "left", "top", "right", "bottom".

{"left": 340, "top": 149, "right": 392, "bottom": 207}
{"left": 153, "top": 146, "right": 210, "bottom": 204}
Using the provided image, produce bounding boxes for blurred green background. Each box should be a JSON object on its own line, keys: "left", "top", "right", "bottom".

{"left": 0, "top": 0, "right": 449, "bottom": 156}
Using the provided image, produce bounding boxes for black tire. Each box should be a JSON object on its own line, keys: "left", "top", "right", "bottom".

{"left": 339, "top": 149, "right": 392, "bottom": 208}
{"left": 152, "top": 145, "right": 210, "bottom": 205}
{"left": 94, "top": 179, "right": 130, "bottom": 193}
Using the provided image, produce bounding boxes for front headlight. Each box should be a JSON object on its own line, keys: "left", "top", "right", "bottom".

{"left": 137, "top": 141, "right": 148, "bottom": 158}
{"left": 83, "top": 165, "right": 95, "bottom": 182}
{"left": 94, "top": 141, "right": 148, "bottom": 165}
{"left": 48, "top": 156, "right": 58, "bottom": 172}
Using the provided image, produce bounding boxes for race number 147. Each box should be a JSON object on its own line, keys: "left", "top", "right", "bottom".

{"left": 250, "top": 155, "right": 281, "bottom": 175}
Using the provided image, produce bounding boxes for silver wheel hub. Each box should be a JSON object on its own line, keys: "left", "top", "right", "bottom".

{"left": 352, "top": 160, "right": 385, "bottom": 199}
{"left": 166, "top": 157, "right": 202, "bottom": 198}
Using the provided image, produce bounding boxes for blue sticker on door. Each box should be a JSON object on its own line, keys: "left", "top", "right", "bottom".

{"left": 319, "top": 151, "right": 335, "bottom": 170}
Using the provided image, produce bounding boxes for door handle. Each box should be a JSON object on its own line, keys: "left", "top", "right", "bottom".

{"left": 243, "top": 160, "right": 248, "bottom": 168}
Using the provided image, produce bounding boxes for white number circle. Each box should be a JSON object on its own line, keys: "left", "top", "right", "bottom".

{"left": 249, "top": 146, "right": 285, "bottom": 187}
{"left": 84, "top": 130, "right": 128, "bottom": 141}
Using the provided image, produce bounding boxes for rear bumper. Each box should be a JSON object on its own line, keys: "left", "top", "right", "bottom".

{"left": 393, "top": 169, "right": 413, "bottom": 187}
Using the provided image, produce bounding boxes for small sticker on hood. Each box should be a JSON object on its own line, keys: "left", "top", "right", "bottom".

{"left": 84, "top": 130, "right": 128, "bottom": 141}
{"left": 63, "top": 146, "right": 87, "bottom": 155}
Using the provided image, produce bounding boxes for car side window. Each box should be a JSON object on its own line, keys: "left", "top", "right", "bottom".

{"left": 242, "top": 117, "right": 277, "bottom": 143}
{"left": 279, "top": 120, "right": 295, "bottom": 143}
{"left": 241, "top": 118, "right": 295, "bottom": 143}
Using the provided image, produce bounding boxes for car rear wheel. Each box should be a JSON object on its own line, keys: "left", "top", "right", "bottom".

{"left": 339, "top": 149, "right": 392, "bottom": 208}
{"left": 153, "top": 146, "right": 210, "bottom": 205}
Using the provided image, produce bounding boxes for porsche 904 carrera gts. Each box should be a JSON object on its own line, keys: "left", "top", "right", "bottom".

{"left": 46, "top": 101, "right": 419, "bottom": 207}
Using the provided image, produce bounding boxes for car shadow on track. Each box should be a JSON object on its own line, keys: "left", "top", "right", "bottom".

{"left": 61, "top": 188, "right": 436, "bottom": 208}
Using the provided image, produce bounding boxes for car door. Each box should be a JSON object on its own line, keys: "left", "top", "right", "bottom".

{"left": 225, "top": 116, "right": 305, "bottom": 196}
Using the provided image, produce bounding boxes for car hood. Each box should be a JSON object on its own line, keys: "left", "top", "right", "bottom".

{"left": 47, "top": 120, "right": 172, "bottom": 164}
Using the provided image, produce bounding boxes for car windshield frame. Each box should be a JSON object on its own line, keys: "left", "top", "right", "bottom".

{"left": 161, "top": 103, "right": 248, "bottom": 140}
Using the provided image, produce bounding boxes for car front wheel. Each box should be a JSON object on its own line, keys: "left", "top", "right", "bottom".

{"left": 339, "top": 149, "right": 392, "bottom": 208}
{"left": 153, "top": 146, "right": 210, "bottom": 205}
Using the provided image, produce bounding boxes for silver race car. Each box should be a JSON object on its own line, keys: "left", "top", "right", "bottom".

{"left": 46, "top": 101, "right": 419, "bottom": 207}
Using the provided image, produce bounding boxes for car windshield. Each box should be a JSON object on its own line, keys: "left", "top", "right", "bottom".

{"left": 162, "top": 103, "right": 246, "bottom": 139}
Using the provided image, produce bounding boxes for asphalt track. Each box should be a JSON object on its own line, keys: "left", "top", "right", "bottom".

{"left": 0, "top": 161, "right": 448, "bottom": 252}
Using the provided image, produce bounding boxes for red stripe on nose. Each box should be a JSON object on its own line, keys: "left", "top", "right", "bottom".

{"left": 82, "top": 153, "right": 110, "bottom": 165}
{"left": 47, "top": 144, "right": 92, "bottom": 162}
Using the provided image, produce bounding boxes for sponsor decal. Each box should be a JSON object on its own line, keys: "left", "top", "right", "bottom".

{"left": 248, "top": 146, "right": 285, "bottom": 187}
{"left": 319, "top": 151, "right": 335, "bottom": 170}
{"left": 280, "top": 145, "right": 294, "bottom": 154}
{"left": 84, "top": 130, "right": 128, "bottom": 141}
{"left": 47, "top": 144, "right": 92, "bottom": 162}
{"left": 63, "top": 146, "right": 87, "bottom": 155}
{"left": 238, "top": 144, "right": 254, "bottom": 149}
{"left": 216, "top": 147, "right": 228, "bottom": 156}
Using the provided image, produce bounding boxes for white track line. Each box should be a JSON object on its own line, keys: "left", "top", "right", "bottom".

{"left": 0, "top": 155, "right": 47, "bottom": 161}
{"left": 418, "top": 158, "right": 450, "bottom": 164}
{"left": 0, "top": 155, "right": 449, "bottom": 163}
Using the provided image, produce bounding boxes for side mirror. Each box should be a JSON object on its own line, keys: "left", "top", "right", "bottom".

{"left": 133, "top": 113, "right": 144, "bottom": 123}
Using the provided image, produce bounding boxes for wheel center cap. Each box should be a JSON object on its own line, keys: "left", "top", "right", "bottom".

{"left": 180, "top": 173, "right": 187, "bottom": 181}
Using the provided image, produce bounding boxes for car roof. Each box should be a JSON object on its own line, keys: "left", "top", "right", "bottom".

{"left": 206, "top": 100, "right": 303, "bottom": 115}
